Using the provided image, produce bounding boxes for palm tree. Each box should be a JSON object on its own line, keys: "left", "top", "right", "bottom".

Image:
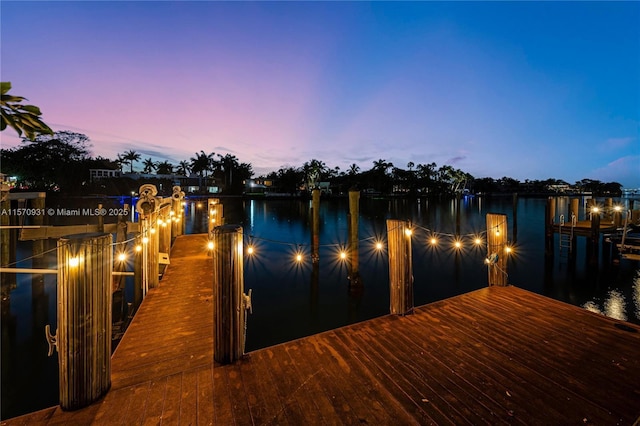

{"left": 156, "top": 161, "right": 173, "bottom": 175}
{"left": 1, "top": 82, "right": 53, "bottom": 140}
{"left": 217, "top": 153, "right": 239, "bottom": 189}
{"left": 121, "top": 150, "right": 141, "bottom": 173}
{"left": 142, "top": 157, "right": 157, "bottom": 174}
{"left": 348, "top": 163, "right": 360, "bottom": 176}
{"left": 189, "top": 151, "right": 214, "bottom": 177}
{"left": 176, "top": 160, "right": 191, "bottom": 176}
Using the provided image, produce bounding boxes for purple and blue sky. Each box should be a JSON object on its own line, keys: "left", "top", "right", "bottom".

{"left": 1, "top": 1, "right": 638, "bottom": 187}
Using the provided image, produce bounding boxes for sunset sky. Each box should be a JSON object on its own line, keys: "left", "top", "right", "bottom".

{"left": 1, "top": 1, "right": 638, "bottom": 187}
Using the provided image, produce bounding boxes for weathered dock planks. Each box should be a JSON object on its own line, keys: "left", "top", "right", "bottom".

{"left": 3, "top": 233, "right": 640, "bottom": 425}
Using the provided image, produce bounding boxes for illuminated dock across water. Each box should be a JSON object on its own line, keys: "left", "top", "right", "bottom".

{"left": 4, "top": 234, "right": 639, "bottom": 425}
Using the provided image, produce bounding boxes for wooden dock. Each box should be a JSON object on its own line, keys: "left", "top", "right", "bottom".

{"left": 3, "top": 234, "right": 640, "bottom": 425}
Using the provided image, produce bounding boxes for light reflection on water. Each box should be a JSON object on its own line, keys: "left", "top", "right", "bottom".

{"left": 583, "top": 290, "right": 628, "bottom": 321}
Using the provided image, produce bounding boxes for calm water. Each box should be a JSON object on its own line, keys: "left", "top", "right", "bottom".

{"left": 2, "top": 195, "right": 639, "bottom": 419}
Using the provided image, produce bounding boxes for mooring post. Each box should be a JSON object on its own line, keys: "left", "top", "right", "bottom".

{"left": 158, "top": 206, "right": 171, "bottom": 255}
{"left": 133, "top": 235, "right": 143, "bottom": 308}
{"left": 137, "top": 184, "right": 160, "bottom": 289}
{"left": 605, "top": 198, "right": 613, "bottom": 222}
{"left": 208, "top": 199, "right": 217, "bottom": 235}
{"left": 512, "top": 192, "right": 518, "bottom": 243}
{"left": 568, "top": 198, "right": 579, "bottom": 260}
{"left": 348, "top": 189, "right": 361, "bottom": 286}
{"left": 32, "top": 194, "right": 46, "bottom": 257}
{"left": 386, "top": 219, "right": 413, "bottom": 315}
{"left": 212, "top": 225, "right": 248, "bottom": 364}
{"left": 54, "top": 232, "right": 112, "bottom": 410}
{"left": 544, "top": 197, "right": 556, "bottom": 257}
{"left": 1, "top": 189, "right": 13, "bottom": 292}
{"left": 171, "top": 186, "right": 184, "bottom": 239}
{"left": 589, "top": 208, "right": 601, "bottom": 264}
{"left": 312, "top": 188, "right": 321, "bottom": 263}
{"left": 486, "top": 213, "right": 509, "bottom": 286}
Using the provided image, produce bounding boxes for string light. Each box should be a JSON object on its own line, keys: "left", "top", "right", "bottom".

{"left": 117, "top": 252, "right": 126, "bottom": 262}
{"left": 340, "top": 251, "right": 347, "bottom": 260}
{"left": 404, "top": 228, "right": 413, "bottom": 237}
{"left": 135, "top": 245, "right": 142, "bottom": 252}
{"left": 142, "top": 237, "right": 149, "bottom": 244}
{"left": 207, "top": 241, "right": 214, "bottom": 250}
{"left": 375, "top": 241, "right": 384, "bottom": 250}
{"left": 247, "top": 245, "right": 254, "bottom": 255}
{"left": 68, "top": 257, "right": 80, "bottom": 267}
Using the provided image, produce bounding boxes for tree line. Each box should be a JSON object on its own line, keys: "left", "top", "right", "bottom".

{"left": 0, "top": 130, "right": 623, "bottom": 197}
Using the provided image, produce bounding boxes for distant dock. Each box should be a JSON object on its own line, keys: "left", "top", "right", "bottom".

{"left": 3, "top": 234, "right": 640, "bottom": 425}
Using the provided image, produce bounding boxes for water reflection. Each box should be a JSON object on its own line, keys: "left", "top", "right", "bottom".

{"left": 582, "top": 288, "right": 633, "bottom": 322}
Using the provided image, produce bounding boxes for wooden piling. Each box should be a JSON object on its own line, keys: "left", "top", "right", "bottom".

{"left": 311, "top": 189, "right": 321, "bottom": 263}
{"left": 208, "top": 199, "right": 217, "bottom": 235}
{"left": 486, "top": 213, "right": 508, "bottom": 286}
{"left": 544, "top": 197, "right": 556, "bottom": 256}
{"left": 347, "top": 189, "right": 361, "bottom": 286}
{"left": 386, "top": 219, "right": 413, "bottom": 315}
{"left": 32, "top": 194, "right": 46, "bottom": 257}
{"left": 1, "top": 190, "right": 11, "bottom": 289}
{"left": 605, "top": 198, "right": 613, "bottom": 222}
{"left": 589, "top": 210, "right": 601, "bottom": 264}
{"left": 158, "top": 207, "right": 171, "bottom": 256}
{"left": 512, "top": 193, "right": 518, "bottom": 243}
{"left": 133, "top": 236, "right": 143, "bottom": 309}
{"left": 56, "top": 232, "right": 112, "bottom": 410}
{"left": 97, "top": 203, "right": 104, "bottom": 233}
{"left": 212, "top": 224, "right": 246, "bottom": 364}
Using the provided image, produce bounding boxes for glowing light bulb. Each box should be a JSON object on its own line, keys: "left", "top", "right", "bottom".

{"left": 68, "top": 257, "right": 79, "bottom": 267}
{"left": 247, "top": 246, "right": 254, "bottom": 255}
{"left": 405, "top": 228, "right": 412, "bottom": 237}
{"left": 150, "top": 227, "right": 156, "bottom": 234}
{"left": 430, "top": 238, "right": 437, "bottom": 245}
{"left": 135, "top": 245, "right": 142, "bottom": 252}
{"left": 340, "top": 251, "right": 347, "bottom": 259}
{"left": 117, "top": 252, "right": 126, "bottom": 262}
{"left": 142, "top": 237, "right": 149, "bottom": 244}
{"left": 296, "top": 254, "right": 303, "bottom": 262}
{"left": 375, "top": 242, "right": 383, "bottom": 250}
{"left": 474, "top": 238, "right": 482, "bottom": 245}
{"left": 592, "top": 207, "right": 599, "bottom": 213}
{"left": 207, "top": 241, "right": 214, "bottom": 250}
{"left": 454, "top": 241, "right": 462, "bottom": 249}
{"left": 505, "top": 246, "right": 512, "bottom": 254}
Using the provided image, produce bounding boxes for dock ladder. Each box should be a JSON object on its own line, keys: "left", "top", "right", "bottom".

{"left": 558, "top": 214, "right": 576, "bottom": 256}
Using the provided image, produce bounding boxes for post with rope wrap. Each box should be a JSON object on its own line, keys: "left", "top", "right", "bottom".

{"left": 486, "top": 213, "right": 508, "bottom": 286}
{"left": 387, "top": 219, "right": 413, "bottom": 315}
{"left": 171, "top": 186, "right": 185, "bottom": 239}
{"left": 137, "top": 184, "right": 160, "bottom": 290}
{"left": 49, "top": 232, "right": 112, "bottom": 410}
{"left": 212, "top": 224, "right": 251, "bottom": 364}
